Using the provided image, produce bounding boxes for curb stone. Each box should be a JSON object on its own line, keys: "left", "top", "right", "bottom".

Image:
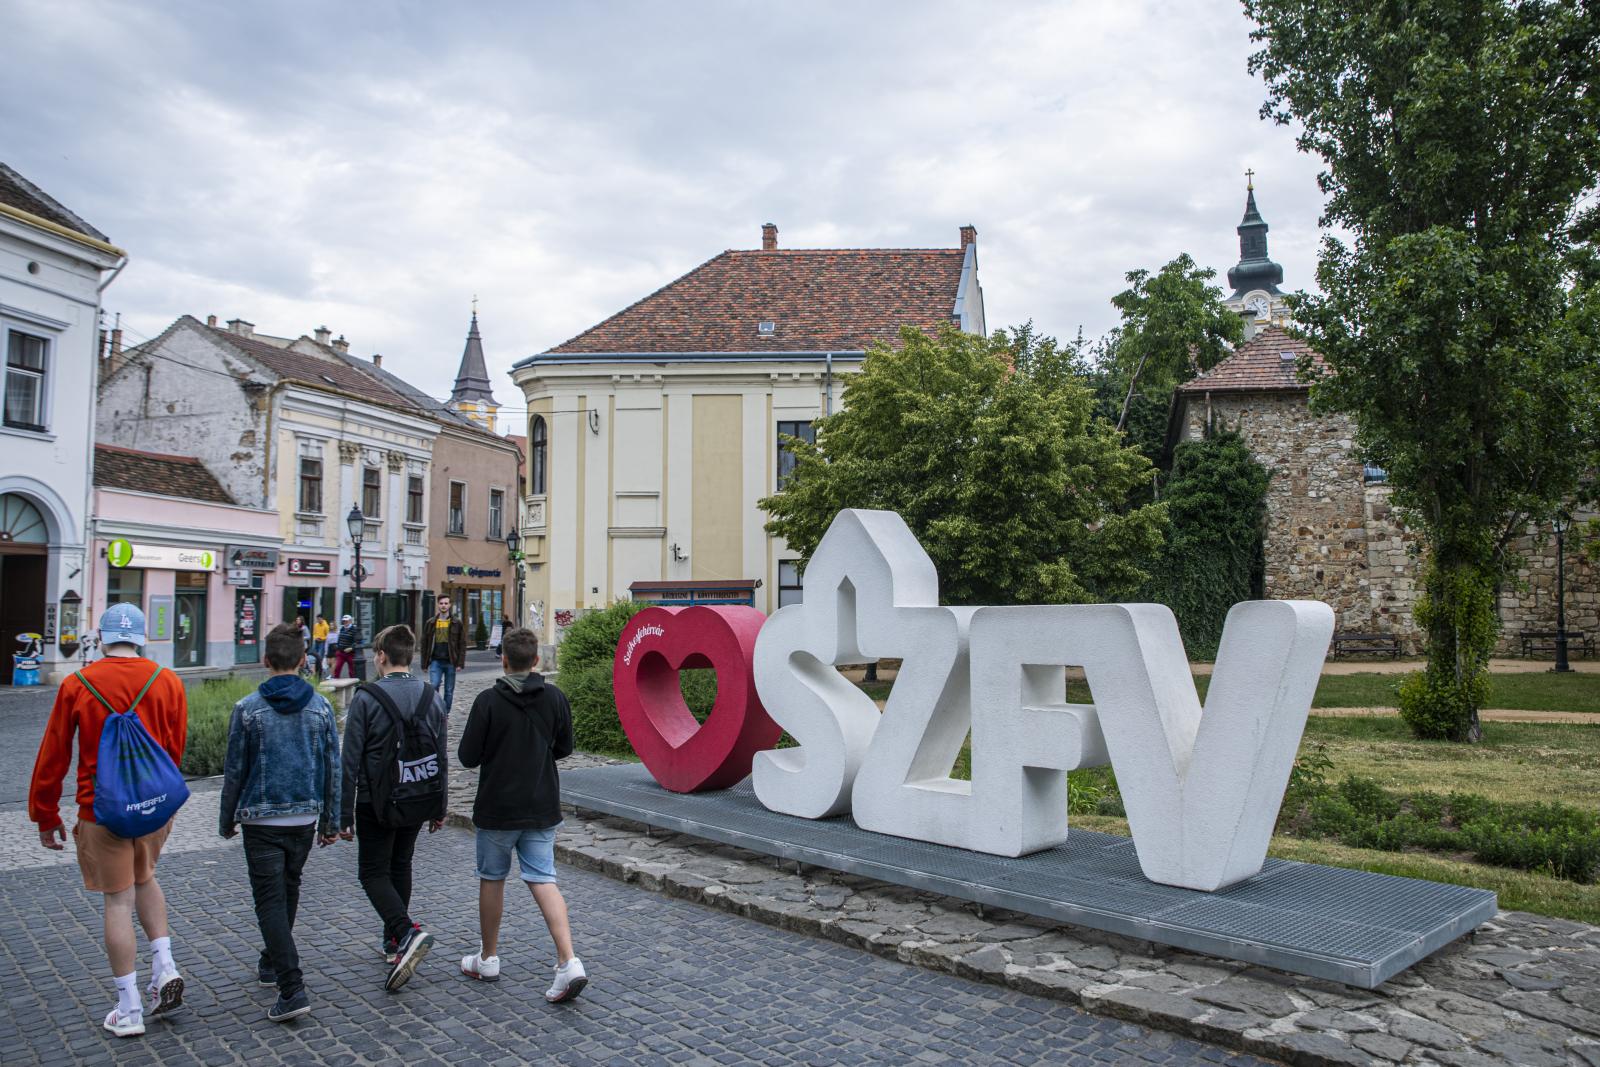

{"left": 440, "top": 738, "right": 1600, "bottom": 1067}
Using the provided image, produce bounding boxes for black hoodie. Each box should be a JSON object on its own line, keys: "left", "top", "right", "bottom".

{"left": 458, "top": 673, "right": 574, "bottom": 830}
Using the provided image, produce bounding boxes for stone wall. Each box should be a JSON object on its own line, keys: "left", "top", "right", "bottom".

{"left": 1179, "top": 391, "right": 1597, "bottom": 655}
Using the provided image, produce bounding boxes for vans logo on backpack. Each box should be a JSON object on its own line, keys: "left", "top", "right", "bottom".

{"left": 397, "top": 755, "right": 439, "bottom": 783}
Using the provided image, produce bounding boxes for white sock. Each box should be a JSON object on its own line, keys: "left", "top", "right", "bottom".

{"left": 114, "top": 972, "right": 141, "bottom": 1016}
{"left": 150, "top": 936, "right": 174, "bottom": 976}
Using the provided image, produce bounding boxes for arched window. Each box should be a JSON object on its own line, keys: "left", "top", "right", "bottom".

{"left": 530, "top": 415, "right": 547, "bottom": 496}
{"left": 0, "top": 493, "right": 47, "bottom": 544}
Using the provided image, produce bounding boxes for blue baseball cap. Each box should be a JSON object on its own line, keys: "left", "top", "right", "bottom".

{"left": 98, "top": 603, "right": 147, "bottom": 646}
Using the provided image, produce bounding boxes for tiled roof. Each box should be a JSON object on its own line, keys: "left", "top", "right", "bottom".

{"left": 0, "top": 162, "right": 109, "bottom": 242}
{"left": 204, "top": 325, "right": 418, "bottom": 410}
{"left": 93, "top": 444, "right": 234, "bottom": 504}
{"left": 1177, "top": 326, "right": 1325, "bottom": 393}
{"left": 542, "top": 248, "right": 967, "bottom": 356}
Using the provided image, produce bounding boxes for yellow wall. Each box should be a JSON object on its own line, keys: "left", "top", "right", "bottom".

{"left": 691, "top": 394, "right": 743, "bottom": 581}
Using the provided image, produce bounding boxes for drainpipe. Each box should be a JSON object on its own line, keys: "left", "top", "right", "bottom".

{"left": 824, "top": 352, "right": 834, "bottom": 416}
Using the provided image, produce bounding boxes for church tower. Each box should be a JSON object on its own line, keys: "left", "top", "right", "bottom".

{"left": 1224, "top": 174, "right": 1290, "bottom": 340}
{"left": 449, "top": 302, "right": 499, "bottom": 431}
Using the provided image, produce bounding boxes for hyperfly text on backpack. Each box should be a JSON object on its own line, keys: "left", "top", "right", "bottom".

{"left": 82, "top": 667, "right": 190, "bottom": 839}
{"left": 363, "top": 683, "right": 446, "bottom": 827}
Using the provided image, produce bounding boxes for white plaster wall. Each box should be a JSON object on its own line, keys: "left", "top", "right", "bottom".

{"left": 664, "top": 388, "right": 695, "bottom": 583}
{"left": 583, "top": 390, "right": 610, "bottom": 603}
{"left": 548, "top": 394, "right": 582, "bottom": 615}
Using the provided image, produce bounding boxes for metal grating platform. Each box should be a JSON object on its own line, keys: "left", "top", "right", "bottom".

{"left": 562, "top": 764, "right": 1497, "bottom": 989}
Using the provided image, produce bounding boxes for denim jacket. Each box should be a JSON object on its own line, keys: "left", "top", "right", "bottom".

{"left": 220, "top": 674, "right": 341, "bottom": 837}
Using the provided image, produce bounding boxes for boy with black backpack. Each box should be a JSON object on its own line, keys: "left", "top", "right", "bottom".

{"left": 339, "top": 624, "right": 449, "bottom": 992}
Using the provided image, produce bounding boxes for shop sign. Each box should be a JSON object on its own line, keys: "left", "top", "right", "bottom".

{"left": 148, "top": 596, "right": 174, "bottom": 642}
{"left": 227, "top": 545, "right": 279, "bottom": 571}
{"left": 286, "top": 556, "right": 332, "bottom": 577}
{"left": 446, "top": 565, "right": 502, "bottom": 579}
{"left": 106, "top": 539, "right": 217, "bottom": 572}
{"left": 226, "top": 568, "right": 253, "bottom": 587}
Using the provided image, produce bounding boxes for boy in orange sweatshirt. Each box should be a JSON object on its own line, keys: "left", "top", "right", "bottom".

{"left": 29, "top": 604, "right": 190, "bottom": 1038}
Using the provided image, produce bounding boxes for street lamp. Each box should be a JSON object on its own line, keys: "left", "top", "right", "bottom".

{"left": 1552, "top": 512, "right": 1573, "bottom": 674}
{"left": 505, "top": 528, "right": 524, "bottom": 634}
{"left": 346, "top": 505, "right": 367, "bottom": 680}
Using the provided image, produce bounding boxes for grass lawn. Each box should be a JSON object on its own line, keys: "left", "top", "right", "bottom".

{"left": 1303, "top": 716, "right": 1600, "bottom": 810}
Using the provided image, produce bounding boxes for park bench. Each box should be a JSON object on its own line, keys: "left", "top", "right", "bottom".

{"left": 1331, "top": 631, "right": 1402, "bottom": 658}
{"left": 1518, "top": 629, "right": 1596, "bottom": 658}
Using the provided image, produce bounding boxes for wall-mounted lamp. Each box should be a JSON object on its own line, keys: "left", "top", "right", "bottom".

{"left": 670, "top": 542, "right": 689, "bottom": 563}
{"left": 588, "top": 409, "right": 601, "bottom": 435}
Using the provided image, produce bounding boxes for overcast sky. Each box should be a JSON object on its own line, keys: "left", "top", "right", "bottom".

{"left": 3, "top": 0, "right": 1330, "bottom": 421}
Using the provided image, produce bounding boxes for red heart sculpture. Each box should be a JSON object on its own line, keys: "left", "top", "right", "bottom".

{"left": 613, "top": 605, "right": 780, "bottom": 792}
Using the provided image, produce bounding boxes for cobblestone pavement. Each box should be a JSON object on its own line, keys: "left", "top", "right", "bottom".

{"left": 0, "top": 683, "right": 60, "bottom": 805}
{"left": 0, "top": 803, "right": 1271, "bottom": 1066}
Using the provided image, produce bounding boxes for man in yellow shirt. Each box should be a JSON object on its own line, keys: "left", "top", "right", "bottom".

{"left": 311, "top": 615, "right": 331, "bottom": 680}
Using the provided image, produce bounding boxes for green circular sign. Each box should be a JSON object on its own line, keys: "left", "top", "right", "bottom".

{"left": 107, "top": 539, "right": 134, "bottom": 568}
{"left": 200, "top": 551, "right": 214, "bottom": 569}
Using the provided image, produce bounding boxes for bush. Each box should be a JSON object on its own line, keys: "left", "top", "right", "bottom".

{"left": 559, "top": 601, "right": 719, "bottom": 758}
{"left": 181, "top": 676, "right": 258, "bottom": 777}
{"left": 1398, "top": 665, "right": 1492, "bottom": 741}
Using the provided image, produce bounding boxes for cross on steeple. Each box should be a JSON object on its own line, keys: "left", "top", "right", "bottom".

{"left": 1245, "top": 168, "right": 1255, "bottom": 191}
{"left": 471, "top": 294, "right": 479, "bottom": 316}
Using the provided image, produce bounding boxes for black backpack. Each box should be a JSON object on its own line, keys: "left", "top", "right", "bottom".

{"left": 362, "top": 683, "right": 445, "bottom": 828}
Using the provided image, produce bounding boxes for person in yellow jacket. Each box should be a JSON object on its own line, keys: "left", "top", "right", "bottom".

{"left": 311, "top": 615, "right": 331, "bottom": 680}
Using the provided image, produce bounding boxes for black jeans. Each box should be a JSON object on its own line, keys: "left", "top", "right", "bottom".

{"left": 355, "top": 803, "right": 422, "bottom": 943}
{"left": 242, "top": 823, "right": 316, "bottom": 998}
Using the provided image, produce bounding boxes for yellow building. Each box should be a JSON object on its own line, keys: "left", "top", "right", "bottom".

{"left": 509, "top": 223, "right": 986, "bottom": 653}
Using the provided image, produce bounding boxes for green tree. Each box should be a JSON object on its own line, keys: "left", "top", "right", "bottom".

{"left": 1245, "top": 0, "right": 1600, "bottom": 741}
{"left": 1105, "top": 253, "right": 1244, "bottom": 438}
{"left": 761, "top": 326, "right": 1167, "bottom": 606}
{"left": 1144, "top": 428, "right": 1271, "bottom": 657}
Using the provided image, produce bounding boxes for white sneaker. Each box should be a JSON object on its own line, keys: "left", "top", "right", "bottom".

{"left": 545, "top": 956, "right": 587, "bottom": 1003}
{"left": 102, "top": 1007, "right": 145, "bottom": 1038}
{"left": 146, "top": 967, "right": 185, "bottom": 1019}
{"left": 461, "top": 951, "right": 501, "bottom": 982}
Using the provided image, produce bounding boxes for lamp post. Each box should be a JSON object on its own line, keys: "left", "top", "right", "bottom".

{"left": 346, "top": 505, "right": 367, "bottom": 680}
{"left": 1553, "top": 512, "right": 1573, "bottom": 674}
{"left": 505, "top": 528, "right": 524, "bottom": 634}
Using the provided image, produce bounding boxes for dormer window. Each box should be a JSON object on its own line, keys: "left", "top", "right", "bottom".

{"left": 757, "top": 321, "right": 776, "bottom": 336}
{"left": 1280, "top": 350, "right": 1296, "bottom": 361}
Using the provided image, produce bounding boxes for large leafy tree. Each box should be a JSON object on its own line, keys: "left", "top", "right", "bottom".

{"left": 761, "top": 326, "right": 1166, "bottom": 606}
{"left": 1097, "top": 254, "right": 1245, "bottom": 467}
{"left": 1245, "top": 0, "right": 1600, "bottom": 740}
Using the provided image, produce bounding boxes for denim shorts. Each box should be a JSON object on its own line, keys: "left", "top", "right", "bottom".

{"left": 474, "top": 825, "right": 560, "bottom": 884}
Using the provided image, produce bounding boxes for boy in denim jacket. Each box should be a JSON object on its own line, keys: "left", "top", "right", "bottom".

{"left": 220, "top": 623, "right": 341, "bottom": 1023}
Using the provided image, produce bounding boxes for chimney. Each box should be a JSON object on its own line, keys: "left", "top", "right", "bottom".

{"left": 762, "top": 223, "right": 778, "bottom": 251}
{"left": 314, "top": 325, "right": 332, "bottom": 345}
{"left": 372, "top": 353, "right": 383, "bottom": 369}
{"left": 110, "top": 326, "right": 123, "bottom": 363}
{"left": 226, "top": 318, "right": 254, "bottom": 338}
{"left": 332, "top": 334, "right": 349, "bottom": 353}
{"left": 206, "top": 314, "right": 217, "bottom": 327}
{"left": 959, "top": 225, "right": 977, "bottom": 249}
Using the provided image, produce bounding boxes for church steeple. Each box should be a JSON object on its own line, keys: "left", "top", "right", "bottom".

{"left": 449, "top": 299, "right": 499, "bottom": 431}
{"left": 1226, "top": 174, "right": 1285, "bottom": 300}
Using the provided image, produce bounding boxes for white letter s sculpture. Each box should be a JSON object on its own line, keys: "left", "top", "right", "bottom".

{"left": 753, "top": 509, "right": 1334, "bottom": 892}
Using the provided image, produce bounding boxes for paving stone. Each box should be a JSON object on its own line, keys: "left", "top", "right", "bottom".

{"left": 1389, "top": 1013, "right": 1468, "bottom": 1050}
{"left": 1350, "top": 1031, "right": 1413, "bottom": 1062}
{"left": 1188, "top": 980, "right": 1298, "bottom": 1018}
{"left": 1499, "top": 991, "right": 1600, "bottom": 1038}
{"left": 1270, "top": 1031, "right": 1371, "bottom": 1067}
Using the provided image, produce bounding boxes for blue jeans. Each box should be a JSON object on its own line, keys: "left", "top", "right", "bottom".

{"left": 475, "top": 825, "right": 559, "bottom": 884}
{"left": 429, "top": 658, "right": 456, "bottom": 713}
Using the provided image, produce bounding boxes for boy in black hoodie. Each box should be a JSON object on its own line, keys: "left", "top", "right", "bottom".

{"left": 457, "top": 627, "right": 586, "bottom": 1002}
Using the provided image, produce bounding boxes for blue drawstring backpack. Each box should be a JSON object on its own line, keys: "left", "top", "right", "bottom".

{"left": 79, "top": 667, "right": 190, "bottom": 839}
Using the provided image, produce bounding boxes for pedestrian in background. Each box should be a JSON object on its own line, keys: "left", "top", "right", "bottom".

{"left": 220, "top": 622, "right": 341, "bottom": 1023}
{"left": 28, "top": 604, "right": 189, "bottom": 1037}
{"left": 331, "top": 614, "right": 359, "bottom": 679}
{"left": 311, "top": 614, "right": 330, "bottom": 679}
{"left": 340, "top": 624, "right": 449, "bottom": 993}
{"left": 419, "top": 594, "right": 466, "bottom": 714}
{"left": 458, "top": 627, "right": 587, "bottom": 1003}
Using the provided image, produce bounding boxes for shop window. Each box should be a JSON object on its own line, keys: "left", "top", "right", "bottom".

{"left": 299, "top": 457, "right": 323, "bottom": 514}
{"left": 778, "top": 560, "right": 803, "bottom": 608}
{"left": 407, "top": 474, "right": 424, "bottom": 524}
{"left": 363, "top": 466, "right": 381, "bottom": 518}
{"left": 488, "top": 488, "right": 504, "bottom": 540}
{"left": 530, "top": 415, "right": 547, "bottom": 495}
{"left": 106, "top": 568, "right": 144, "bottom": 609}
{"left": 449, "top": 481, "right": 466, "bottom": 536}
{"left": 4, "top": 329, "right": 49, "bottom": 433}
{"left": 776, "top": 421, "right": 815, "bottom": 487}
